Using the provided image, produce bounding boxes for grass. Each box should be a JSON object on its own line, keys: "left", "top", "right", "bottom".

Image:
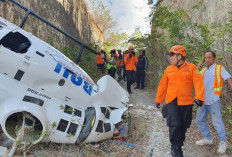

{"left": 0, "top": 107, "right": 150, "bottom": 157}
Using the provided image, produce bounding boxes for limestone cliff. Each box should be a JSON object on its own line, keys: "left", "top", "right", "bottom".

{"left": 0, "top": 0, "right": 104, "bottom": 49}
{"left": 152, "top": 0, "right": 232, "bottom": 63}
{"left": 157, "top": 0, "right": 232, "bottom": 24}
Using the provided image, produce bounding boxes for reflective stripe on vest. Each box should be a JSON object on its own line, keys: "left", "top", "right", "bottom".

{"left": 200, "top": 64, "right": 223, "bottom": 96}
{"left": 107, "top": 57, "right": 116, "bottom": 69}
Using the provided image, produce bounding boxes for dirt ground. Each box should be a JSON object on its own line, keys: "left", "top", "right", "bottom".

{"left": 0, "top": 80, "right": 232, "bottom": 157}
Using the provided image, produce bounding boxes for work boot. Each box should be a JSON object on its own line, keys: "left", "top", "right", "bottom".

{"left": 218, "top": 141, "right": 227, "bottom": 154}
{"left": 127, "top": 89, "right": 132, "bottom": 94}
{"left": 171, "top": 145, "right": 183, "bottom": 157}
{"left": 195, "top": 138, "right": 213, "bottom": 146}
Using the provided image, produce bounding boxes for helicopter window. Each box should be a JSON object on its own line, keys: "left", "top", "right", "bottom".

{"left": 100, "top": 107, "right": 106, "bottom": 115}
{"left": 14, "top": 69, "right": 25, "bottom": 81}
{"left": 75, "top": 108, "right": 95, "bottom": 144}
{"left": 64, "top": 105, "right": 73, "bottom": 115}
{"left": 36, "top": 51, "right": 45, "bottom": 57}
{"left": 104, "top": 123, "right": 111, "bottom": 132}
{"left": 74, "top": 109, "right": 82, "bottom": 117}
{"left": 105, "top": 109, "right": 110, "bottom": 119}
{"left": 57, "top": 119, "right": 69, "bottom": 132}
{"left": 100, "top": 107, "right": 110, "bottom": 119}
{"left": 0, "top": 31, "right": 31, "bottom": 53}
{"left": 67, "top": 122, "right": 79, "bottom": 135}
{"left": 0, "top": 26, "right": 3, "bottom": 30}
{"left": 96, "top": 120, "right": 103, "bottom": 133}
{"left": 23, "top": 95, "right": 44, "bottom": 106}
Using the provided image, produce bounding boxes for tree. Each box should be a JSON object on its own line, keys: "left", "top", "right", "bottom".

{"left": 104, "top": 32, "right": 128, "bottom": 52}
{"left": 85, "top": 0, "right": 115, "bottom": 35}
{"left": 128, "top": 29, "right": 145, "bottom": 50}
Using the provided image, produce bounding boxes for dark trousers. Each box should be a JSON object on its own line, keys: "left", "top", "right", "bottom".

{"left": 126, "top": 70, "right": 135, "bottom": 93}
{"left": 108, "top": 67, "right": 116, "bottom": 78}
{"left": 116, "top": 66, "right": 123, "bottom": 81}
{"left": 97, "top": 64, "right": 104, "bottom": 73}
{"left": 136, "top": 69, "right": 145, "bottom": 88}
{"left": 123, "top": 65, "right": 126, "bottom": 80}
{"left": 167, "top": 98, "right": 193, "bottom": 147}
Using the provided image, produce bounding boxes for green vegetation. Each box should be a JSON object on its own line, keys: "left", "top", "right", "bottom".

{"left": 104, "top": 32, "right": 129, "bottom": 52}
{"left": 61, "top": 43, "right": 104, "bottom": 81}
{"left": 129, "top": 3, "right": 232, "bottom": 88}
{"left": 141, "top": 1, "right": 232, "bottom": 151}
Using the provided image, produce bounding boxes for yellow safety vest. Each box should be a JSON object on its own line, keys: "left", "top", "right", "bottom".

{"left": 200, "top": 64, "right": 223, "bottom": 96}
{"left": 107, "top": 57, "right": 116, "bottom": 70}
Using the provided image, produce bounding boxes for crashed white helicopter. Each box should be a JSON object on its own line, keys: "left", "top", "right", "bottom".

{"left": 0, "top": 0, "right": 130, "bottom": 154}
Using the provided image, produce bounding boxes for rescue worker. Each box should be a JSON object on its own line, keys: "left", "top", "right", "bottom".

{"left": 116, "top": 49, "right": 124, "bottom": 82}
{"left": 124, "top": 46, "right": 138, "bottom": 94}
{"left": 101, "top": 50, "right": 107, "bottom": 71}
{"left": 122, "top": 50, "right": 128, "bottom": 81}
{"left": 196, "top": 51, "right": 232, "bottom": 154}
{"left": 135, "top": 50, "right": 148, "bottom": 89}
{"left": 106, "top": 49, "right": 117, "bottom": 78}
{"left": 96, "top": 51, "right": 104, "bottom": 73}
{"left": 155, "top": 45, "right": 205, "bottom": 157}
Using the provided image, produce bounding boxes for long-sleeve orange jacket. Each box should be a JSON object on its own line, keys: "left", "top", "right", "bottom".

{"left": 155, "top": 61, "right": 205, "bottom": 105}
{"left": 124, "top": 53, "right": 138, "bottom": 71}
{"left": 96, "top": 55, "right": 103, "bottom": 64}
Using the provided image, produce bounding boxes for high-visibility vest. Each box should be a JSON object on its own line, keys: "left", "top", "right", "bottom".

{"left": 200, "top": 64, "right": 223, "bottom": 96}
{"left": 107, "top": 57, "right": 116, "bottom": 70}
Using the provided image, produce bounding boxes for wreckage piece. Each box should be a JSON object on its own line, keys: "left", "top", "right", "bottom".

{"left": 0, "top": 0, "right": 131, "bottom": 152}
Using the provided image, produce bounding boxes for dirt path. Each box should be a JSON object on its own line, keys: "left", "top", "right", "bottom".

{"left": 127, "top": 81, "right": 231, "bottom": 157}
{"left": 0, "top": 81, "right": 231, "bottom": 157}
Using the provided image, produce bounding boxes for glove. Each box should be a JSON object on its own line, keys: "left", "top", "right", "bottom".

{"left": 129, "top": 53, "right": 132, "bottom": 58}
{"left": 194, "top": 99, "right": 203, "bottom": 107}
{"left": 156, "top": 103, "right": 161, "bottom": 108}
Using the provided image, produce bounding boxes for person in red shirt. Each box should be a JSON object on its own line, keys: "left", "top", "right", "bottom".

{"left": 155, "top": 45, "right": 205, "bottom": 157}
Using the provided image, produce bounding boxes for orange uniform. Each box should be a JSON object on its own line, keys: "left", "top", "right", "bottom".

{"left": 124, "top": 53, "right": 138, "bottom": 71}
{"left": 156, "top": 61, "right": 205, "bottom": 105}
{"left": 115, "top": 53, "right": 119, "bottom": 59}
{"left": 116, "top": 55, "right": 124, "bottom": 66}
{"left": 96, "top": 54, "right": 103, "bottom": 64}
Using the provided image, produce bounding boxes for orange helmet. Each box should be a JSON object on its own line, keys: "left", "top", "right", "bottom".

{"left": 128, "top": 46, "right": 134, "bottom": 50}
{"left": 169, "top": 45, "right": 187, "bottom": 57}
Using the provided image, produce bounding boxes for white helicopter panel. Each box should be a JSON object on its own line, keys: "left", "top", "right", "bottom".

{"left": 0, "top": 73, "right": 47, "bottom": 144}
{"left": 91, "top": 75, "right": 129, "bottom": 109}
{"left": 84, "top": 105, "right": 123, "bottom": 143}
{"left": 0, "top": 72, "right": 86, "bottom": 144}
{"left": 0, "top": 1, "right": 131, "bottom": 155}
{"left": 0, "top": 19, "right": 97, "bottom": 108}
{"left": 0, "top": 17, "right": 17, "bottom": 38}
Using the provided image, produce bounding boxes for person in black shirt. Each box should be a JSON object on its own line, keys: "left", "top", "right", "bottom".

{"left": 135, "top": 50, "right": 148, "bottom": 89}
